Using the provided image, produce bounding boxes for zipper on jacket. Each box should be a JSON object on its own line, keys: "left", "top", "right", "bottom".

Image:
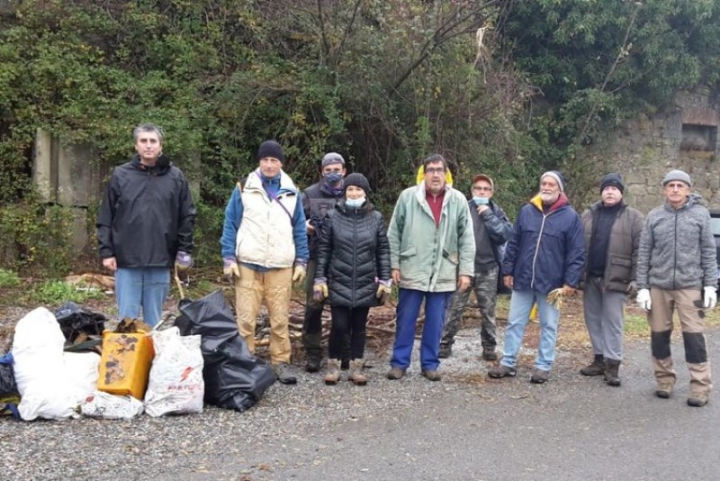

{"left": 672, "top": 210, "right": 678, "bottom": 290}
{"left": 530, "top": 213, "right": 548, "bottom": 290}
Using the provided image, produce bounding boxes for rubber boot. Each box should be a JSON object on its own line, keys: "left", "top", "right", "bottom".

{"left": 604, "top": 359, "right": 621, "bottom": 387}
{"left": 324, "top": 359, "right": 341, "bottom": 385}
{"left": 348, "top": 359, "right": 367, "bottom": 386}
{"left": 580, "top": 355, "right": 604, "bottom": 376}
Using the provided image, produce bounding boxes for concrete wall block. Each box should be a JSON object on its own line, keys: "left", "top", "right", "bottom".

{"left": 33, "top": 128, "right": 54, "bottom": 203}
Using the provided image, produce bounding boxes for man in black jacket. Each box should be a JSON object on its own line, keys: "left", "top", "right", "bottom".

{"left": 97, "top": 123, "right": 196, "bottom": 327}
{"left": 438, "top": 174, "right": 513, "bottom": 360}
{"left": 301, "top": 152, "right": 347, "bottom": 372}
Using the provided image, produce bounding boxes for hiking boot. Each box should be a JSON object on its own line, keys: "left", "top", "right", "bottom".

{"left": 305, "top": 355, "right": 322, "bottom": 373}
{"left": 488, "top": 365, "right": 517, "bottom": 379}
{"left": 687, "top": 392, "right": 709, "bottom": 407}
{"left": 273, "top": 363, "right": 297, "bottom": 385}
{"left": 438, "top": 343, "right": 452, "bottom": 359}
{"left": 324, "top": 359, "right": 341, "bottom": 385}
{"left": 386, "top": 367, "right": 406, "bottom": 380}
{"left": 421, "top": 370, "right": 441, "bottom": 382}
{"left": 348, "top": 359, "right": 368, "bottom": 386}
{"left": 580, "top": 355, "right": 605, "bottom": 376}
{"left": 655, "top": 381, "right": 674, "bottom": 399}
{"left": 530, "top": 369, "right": 550, "bottom": 384}
{"left": 603, "top": 359, "right": 621, "bottom": 387}
{"left": 482, "top": 348, "right": 498, "bottom": 362}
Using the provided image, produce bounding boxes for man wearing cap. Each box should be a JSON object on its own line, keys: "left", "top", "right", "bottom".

{"left": 300, "top": 152, "right": 347, "bottom": 372}
{"left": 579, "top": 173, "right": 644, "bottom": 387}
{"left": 220, "top": 140, "right": 310, "bottom": 385}
{"left": 636, "top": 169, "right": 717, "bottom": 407}
{"left": 489, "top": 171, "right": 585, "bottom": 384}
{"left": 386, "top": 154, "right": 475, "bottom": 382}
{"left": 439, "top": 174, "right": 513, "bottom": 360}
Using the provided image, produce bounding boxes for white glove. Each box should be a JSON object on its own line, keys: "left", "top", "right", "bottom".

{"left": 637, "top": 288, "right": 651, "bottom": 311}
{"left": 703, "top": 286, "right": 717, "bottom": 309}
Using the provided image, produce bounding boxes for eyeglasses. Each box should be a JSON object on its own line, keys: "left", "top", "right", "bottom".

{"left": 425, "top": 167, "right": 445, "bottom": 175}
{"left": 472, "top": 186, "right": 493, "bottom": 192}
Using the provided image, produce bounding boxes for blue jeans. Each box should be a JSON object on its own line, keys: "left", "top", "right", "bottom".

{"left": 501, "top": 289, "right": 560, "bottom": 372}
{"left": 115, "top": 267, "right": 170, "bottom": 328}
{"left": 390, "top": 288, "right": 451, "bottom": 371}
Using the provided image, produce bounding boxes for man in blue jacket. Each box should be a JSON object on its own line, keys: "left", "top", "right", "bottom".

{"left": 220, "top": 140, "right": 310, "bottom": 385}
{"left": 489, "top": 171, "right": 585, "bottom": 383}
{"left": 97, "top": 123, "right": 196, "bottom": 328}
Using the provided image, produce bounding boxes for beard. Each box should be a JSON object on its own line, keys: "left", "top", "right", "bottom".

{"left": 540, "top": 192, "right": 559, "bottom": 204}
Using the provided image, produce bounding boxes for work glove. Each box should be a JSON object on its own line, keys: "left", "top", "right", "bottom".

{"left": 313, "top": 278, "right": 328, "bottom": 302}
{"left": 703, "top": 286, "right": 717, "bottom": 309}
{"left": 292, "top": 261, "right": 307, "bottom": 283}
{"left": 175, "top": 251, "right": 193, "bottom": 271}
{"left": 637, "top": 288, "right": 651, "bottom": 311}
{"left": 626, "top": 281, "right": 637, "bottom": 296}
{"left": 376, "top": 279, "right": 392, "bottom": 304}
{"left": 223, "top": 257, "right": 240, "bottom": 282}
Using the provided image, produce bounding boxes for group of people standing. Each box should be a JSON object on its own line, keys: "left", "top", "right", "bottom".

{"left": 97, "top": 124, "right": 717, "bottom": 408}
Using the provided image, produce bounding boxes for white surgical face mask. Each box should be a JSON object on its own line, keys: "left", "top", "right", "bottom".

{"left": 473, "top": 196, "right": 489, "bottom": 205}
{"left": 345, "top": 197, "right": 366, "bottom": 208}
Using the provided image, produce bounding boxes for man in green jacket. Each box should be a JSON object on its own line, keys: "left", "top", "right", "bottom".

{"left": 386, "top": 154, "right": 475, "bottom": 381}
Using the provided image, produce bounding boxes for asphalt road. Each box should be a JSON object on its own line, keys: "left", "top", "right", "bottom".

{"left": 192, "top": 329, "right": 720, "bottom": 481}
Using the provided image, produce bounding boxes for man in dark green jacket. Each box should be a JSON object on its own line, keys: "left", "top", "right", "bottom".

{"left": 580, "top": 173, "right": 644, "bottom": 387}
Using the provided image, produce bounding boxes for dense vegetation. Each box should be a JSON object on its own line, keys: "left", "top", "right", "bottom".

{"left": 1, "top": 0, "right": 719, "bottom": 275}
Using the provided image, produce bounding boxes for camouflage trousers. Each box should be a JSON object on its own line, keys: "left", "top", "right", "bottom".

{"left": 441, "top": 266, "right": 498, "bottom": 349}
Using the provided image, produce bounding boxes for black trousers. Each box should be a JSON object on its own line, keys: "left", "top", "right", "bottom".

{"left": 329, "top": 306, "right": 370, "bottom": 360}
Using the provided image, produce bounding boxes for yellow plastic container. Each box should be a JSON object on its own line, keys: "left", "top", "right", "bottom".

{"left": 98, "top": 332, "right": 155, "bottom": 400}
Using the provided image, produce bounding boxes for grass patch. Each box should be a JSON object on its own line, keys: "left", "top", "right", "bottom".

{"left": 624, "top": 312, "right": 649, "bottom": 337}
{"left": 0, "top": 269, "right": 20, "bottom": 288}
{"left": 32, "top": 280, "right": 105, "bottom": 305}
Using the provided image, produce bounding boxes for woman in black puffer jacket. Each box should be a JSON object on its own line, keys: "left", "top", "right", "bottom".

{"left": 314, "top": 173, "right": 392, "bottom": 385}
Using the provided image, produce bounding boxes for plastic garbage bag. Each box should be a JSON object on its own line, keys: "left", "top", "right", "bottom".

{"left": 81, "top": 390, "right": 144, "bottom": 420}
{"left": 175, "top": 290, "right": 275, "bottom": 412}
{"left": 54, "top": 301, "right": 106, "bottom": 345}
{"left": 145, "top": 327, "right": 204, "bottom": 417}
{"left": 0, "top": 352, "right": 20, "bottom": 419}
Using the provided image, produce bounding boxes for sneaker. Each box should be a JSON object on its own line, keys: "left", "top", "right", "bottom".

{"left": 273, "top": 363, "right": 297, "bottom": 385}
{"left": 421, "top": 370, "right": 441, "bottom": 382}
{"left": 482, "top": 348, "right": 498, "bottom": 362}
{"left": 386, "top": 367, "right": 406, "bottom": 380}
{"left": 655, "top": 382, "right": 674, "bottom": 399}
{"left": 488, "top": 365, "right": 517, "bottom": 379}
{"left": 687, "top": 392, "right": 709, "bottom": 407}
{"left": 438, "top": 344, "right": 452, "bottom": 359}
{"left": 305, "top": 356, "right": 321, "bottom": 373}
{"left": 530, "top": 369, "right": 549, "bottom": 384}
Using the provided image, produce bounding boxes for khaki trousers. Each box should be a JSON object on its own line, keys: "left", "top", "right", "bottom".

{"left": 235, "top": 265, "right": 293, "bottom": 365}
{"left": 648, "top": 288, "right": 712, "bottom": 394}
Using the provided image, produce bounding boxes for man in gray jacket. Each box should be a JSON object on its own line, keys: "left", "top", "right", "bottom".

{"left": 580, "top": 173, "right": 644, "bottom": 387}
{"left": 636, "top": 169, "right": 717, "bottom": 407}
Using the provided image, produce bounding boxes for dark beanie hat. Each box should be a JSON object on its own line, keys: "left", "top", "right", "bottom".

{"left": 256, "top": 140, "right": 285, "bottom": 163}
{"left": 343, "top": 173, "right": 371, "bottom": 194}
{"left": 600, "top": 173, "right": 624, "bottom": 194}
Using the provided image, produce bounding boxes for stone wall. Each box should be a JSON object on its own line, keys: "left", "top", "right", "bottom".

{"left": 597, "top": 91, "right": 719, "bottom": 214}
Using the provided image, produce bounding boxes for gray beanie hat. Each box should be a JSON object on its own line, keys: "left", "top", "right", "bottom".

{"left": 321, "top": 152, "right": 345, "bottom": 168}
{"left": 661, "top": 169, "right": 692, "bottom": 187}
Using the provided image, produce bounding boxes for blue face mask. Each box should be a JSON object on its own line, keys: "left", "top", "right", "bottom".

{"left": 345, "top": 197, "right": 366, "bottom": 208}
{"left": 473, "top": 196, "right": 489, "bottom": 205}
{"left": 323, "top": 172, "right": 343, "bottom": 184}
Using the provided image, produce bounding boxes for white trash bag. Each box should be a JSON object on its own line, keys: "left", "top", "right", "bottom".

{"left": 144, "top": 327, "right": 204, "bottom": 417}
{"left": 12, "top": 307, "right": 83, "bottom": 420}
{"left": 81, "top": 390, "right": 144, "bottom": 420}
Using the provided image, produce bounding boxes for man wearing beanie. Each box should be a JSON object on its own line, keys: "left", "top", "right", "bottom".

{"left": 220, "top": 140, "right": 310, "bottom": 385}
{"left": 300, "top": 152, "right": 347, "bottom": 372}
{"left": 489, "top": 170, "right": 585, "bottom": 384}
{"left": 386, "top": 154, "right": 475, "bottom": 382}
{"left": 636, "top": 169, "right": 717, "bottom": 406}
{"left": 579, "top": 173, "right": 644, "bottom": 387}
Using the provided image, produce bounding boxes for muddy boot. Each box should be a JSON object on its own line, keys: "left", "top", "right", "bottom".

{"left": 273, "top": 363, "right": 297, "bottom": 385}
{"left": 305, "top": 354, "right": 322, "bottom": 373}
{"left": 438, "top": 343, "right": 452, "bottom": 359}
{"left": 604, "top": 359, "right": 621, "bottom": 387}
{"left": 580, "top": 355, "right": 605, "bottom": 376}
{"left": 324, "top": 359, "right": 341, "bottom": 385}
{"left": 348, "top": 359, "right": 367, "bottom": 386}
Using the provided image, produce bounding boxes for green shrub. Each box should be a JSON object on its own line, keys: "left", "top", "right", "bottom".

{"left": 0, "top": 268, "right": 21, "bottom": 288}
{"left": 33, "top": 280, "right": 105, "bottom": 305}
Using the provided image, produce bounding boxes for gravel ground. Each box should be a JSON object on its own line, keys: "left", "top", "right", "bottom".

{"left": 0, "top": 303, "right": 513, "bottom": 481}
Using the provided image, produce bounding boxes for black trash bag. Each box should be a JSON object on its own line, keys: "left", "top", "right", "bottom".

{"left": 176, "top": 290, "right": 276, "bottom": 412}
{"left": 54, "top": 301, "right": 106, "bottom": 344}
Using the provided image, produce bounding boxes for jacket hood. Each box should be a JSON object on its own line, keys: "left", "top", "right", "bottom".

{"left": 530, "top": 192, "right": 569, "bottom": 213}
{"left": 131, "top": 154, "right": 172, "bottom": 174}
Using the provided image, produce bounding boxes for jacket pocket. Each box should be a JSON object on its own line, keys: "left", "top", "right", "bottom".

{"left": 400, "top": 246, "right": 417, "bottom": 259}
{"left": 442, "top": 249, "right": 459, "bottom": 265}
{"left": 607, "top": 256, "right": 632, "bottom": 284}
